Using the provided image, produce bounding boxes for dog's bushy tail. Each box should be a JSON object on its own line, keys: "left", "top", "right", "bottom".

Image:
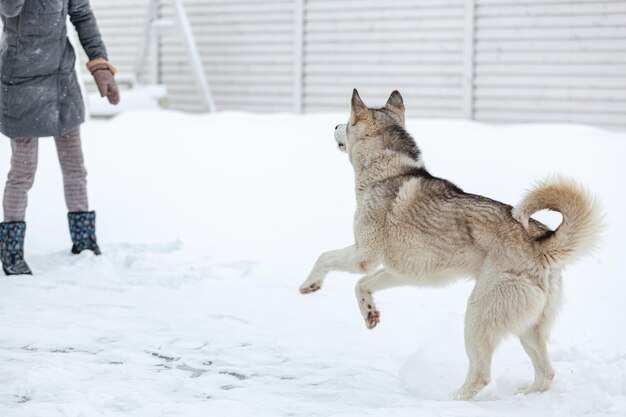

{"left": 512, "top": 176, "right": 603, "bottom": 267}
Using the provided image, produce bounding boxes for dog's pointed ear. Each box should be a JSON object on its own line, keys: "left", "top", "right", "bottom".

{"left": 385, "top": 90, "right": 405, "bottom": 124}
{"left": 351, "top": 89, "right": 369, "bottom": 122}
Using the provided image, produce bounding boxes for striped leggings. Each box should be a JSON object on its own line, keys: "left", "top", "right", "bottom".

{"left": 3, "top": 127, "right": 89, "bottom": 222}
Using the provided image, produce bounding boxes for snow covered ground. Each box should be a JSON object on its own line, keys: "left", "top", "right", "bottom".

{"left": 1, "top": 110, "right": 625, "bottom": 417}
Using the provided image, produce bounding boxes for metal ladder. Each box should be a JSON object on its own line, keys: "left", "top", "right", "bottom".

{"left": 135, "top": 0, "right": 217, "bottom": 112}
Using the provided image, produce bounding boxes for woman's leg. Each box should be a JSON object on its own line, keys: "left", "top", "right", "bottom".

{"left": 54, "top": 127, "right": 88, "bottom": 212}
{"left": 1, "top": 138, "right": 38, "bottom": 274}
{"left": 54, "top": 127, "right": 100, "bottom": 255}
{"left": 3, "top": 138, "right": 39, "bottom": 222}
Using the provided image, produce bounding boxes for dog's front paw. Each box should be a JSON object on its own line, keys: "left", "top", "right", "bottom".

{"left": 356, "top": 285, "right": 380, "bottom": 329}
{"left": 366, "top": 310, "right": 380, "bottom": 329}
{"left": 299, "top": 281, "right": 322, "bottom": 294}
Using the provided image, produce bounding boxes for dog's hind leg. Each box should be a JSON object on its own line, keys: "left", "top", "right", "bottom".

{"left": 453, "top": 321, "right": 498, "bottom": 401}
{"left": 519, "top": 323, "right": 555, "bottom": 394}
{"left": 454, "top": 270, "right": 546, "bottom": 400}
{"left": 519, "top": 271, "right": 562, "bottom": 394}
{"left": 355, "top": 268, "right": 404, "bottom": 329}
{"left": 299, "top": 245, "right": 377, "bottom": 294}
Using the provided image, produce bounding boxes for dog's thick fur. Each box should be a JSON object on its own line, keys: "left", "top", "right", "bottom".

{"left": 299, "top": 90, "right": 602, "bottom": 400}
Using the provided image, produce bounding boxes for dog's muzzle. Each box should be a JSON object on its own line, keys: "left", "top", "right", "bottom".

{"left": 335, "top": 124, "right": 347, "bottom": 152}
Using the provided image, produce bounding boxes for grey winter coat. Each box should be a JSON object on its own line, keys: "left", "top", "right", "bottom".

{"left": 0, "top": 0, "right": 107, "bottom": 138}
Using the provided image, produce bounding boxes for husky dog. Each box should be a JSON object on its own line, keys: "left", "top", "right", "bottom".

{"left": 299, "top": 90, "right": 602, "bottom": 400}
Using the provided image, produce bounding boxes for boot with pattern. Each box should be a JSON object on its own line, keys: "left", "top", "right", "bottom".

{"left": 68, "top": 211, "right": 102, "bottom": 255}
{"left": 0, "top": 221, "right": 32, "bottom": 275}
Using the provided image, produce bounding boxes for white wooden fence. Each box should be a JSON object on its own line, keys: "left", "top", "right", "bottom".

{"left": 81, "top": 0, "right": 626, "bottom": 128}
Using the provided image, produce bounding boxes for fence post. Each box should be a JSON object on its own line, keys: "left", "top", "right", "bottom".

{"left": 293, "top": 0, "right": 305, "bottom": 113}
{"left": 462, "top": 0, "right": 475, "bottom": 119}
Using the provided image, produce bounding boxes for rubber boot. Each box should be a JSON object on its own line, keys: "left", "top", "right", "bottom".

{"left": 0, "top": 221, "right": 33, "bottom": 275}
{"left": 68, "top": 211, "right": 102, "bottom": 255}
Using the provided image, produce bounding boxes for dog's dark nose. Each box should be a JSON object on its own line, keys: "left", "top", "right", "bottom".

{"left": 335, "top": 124, "right": 340, "bottom": 130}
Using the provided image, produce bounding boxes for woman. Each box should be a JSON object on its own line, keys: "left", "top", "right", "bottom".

{"left": 0, "top": 0, "right": 119, "bottom": 275}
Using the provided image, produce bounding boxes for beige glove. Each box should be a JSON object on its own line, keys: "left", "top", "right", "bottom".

{"left": 87, "top": 58, "right": 120, "bottom": 105}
